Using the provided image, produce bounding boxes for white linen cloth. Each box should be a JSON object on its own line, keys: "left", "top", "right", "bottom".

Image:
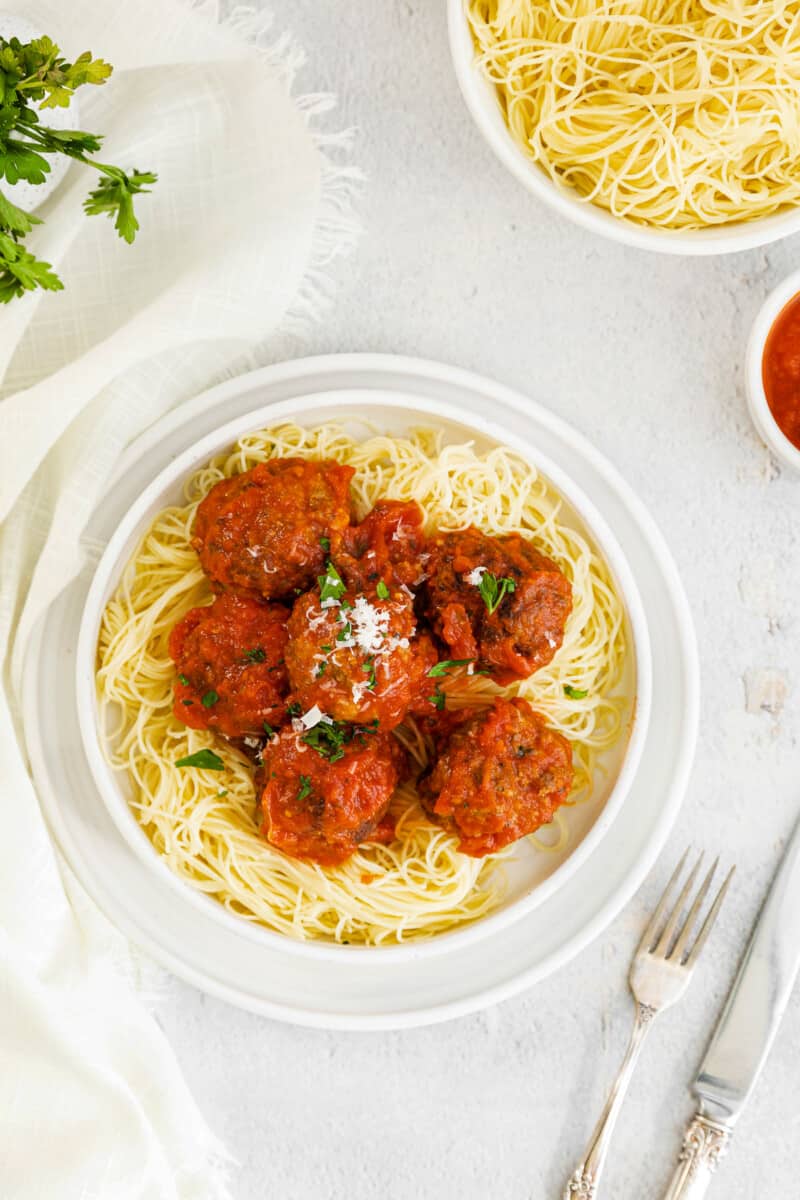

{"left": 0, "top": 2, "right": 360, "bottom": 1197}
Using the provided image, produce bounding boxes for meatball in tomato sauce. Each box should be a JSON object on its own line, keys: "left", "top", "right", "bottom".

{"left": 192, "top": 457, "right": 354, "bottom": 600}
{"left": 423, "top": 527, "right": 572, "bottom": 684}
{"left": 418, "top": 698, "right": 573, "bottom": 857}
{"left": 340, "top": 500, "right": 429, "bottom": 593}
{"left": 169, "top": 593, "right": 289, "bottom": 738}
{"left": 258, "top": 725, "right": 405, "bottom": 866}
{"left": 285, "top": 577, "right": 437, "bottom": 730}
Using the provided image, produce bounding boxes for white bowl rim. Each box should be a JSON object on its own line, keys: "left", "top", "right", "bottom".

{"left": 75, "top": 382, "right": 653, "bottom": 965}
{"left": 446, "top": 0, "right": 800, "bottom": 257}
{"left": 745, "top": 267, "right": 800, "bottom": 473}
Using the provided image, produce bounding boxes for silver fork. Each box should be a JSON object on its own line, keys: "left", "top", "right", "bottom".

{"left": 562, "top": 849, "right": 735, "bottom": 1200}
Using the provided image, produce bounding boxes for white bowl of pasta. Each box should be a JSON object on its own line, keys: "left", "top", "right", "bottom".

{"left": 448, "top": 0, "right": 800, "bottom": 255}
{"left": 76, "top": 389, "right": 652, "bottom": 960}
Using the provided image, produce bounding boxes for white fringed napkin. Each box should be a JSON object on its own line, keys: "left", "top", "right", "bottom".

{"left": 0, "top": 2, "right": 360, "bottom": 1196}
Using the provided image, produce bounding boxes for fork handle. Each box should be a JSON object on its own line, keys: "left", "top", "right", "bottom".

{"left": 562, "top": 1002, "right": 656, "bottom": 1199}
{"left": 661, "top": 1112, "right": 731, "bottom": 1199}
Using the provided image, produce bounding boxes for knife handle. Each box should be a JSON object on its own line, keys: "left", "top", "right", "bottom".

{"left": 662, "top": 1112, "right": 731, "bottom": 1199}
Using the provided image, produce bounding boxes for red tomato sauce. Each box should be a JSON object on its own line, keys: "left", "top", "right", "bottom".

{"left": 763, "top": 293, "right": 800, "bottom": 450}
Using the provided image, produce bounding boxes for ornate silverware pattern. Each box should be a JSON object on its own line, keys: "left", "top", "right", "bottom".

{"left": 562, "top": 850, "right": 734, "bottom": 1200}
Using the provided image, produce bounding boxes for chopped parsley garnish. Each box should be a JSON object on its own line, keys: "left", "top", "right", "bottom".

{"left": 181, "top": 700, "right": 194, "bottom": 707}
{"left": 363, "top": 657, "right": 377, "bottom": 689}
{"left": 320, "top": 535, "right": 331, "bottom": 552}
{"left": 301, "top": 718, "right": 377, "bottom": 763}
{"left": 243, "top": 647, "right": 266, "bottom": 663}
{"left": 217, "top": 789, "right": 228, "bottom": 797}
{"left": 316, "top": 661, "right": 328, "bottom": 678}
{"left": 320, "top": 644, "right": 333, "bottom": 653}
{"left": 564, "top": 684, "right": 588, "bottom": 700}
{"left": 428, "top": 659, "right": 474, "bottom": 678}
{"left": 177, "top": 674, "right": 190, "bottom": 686}
{"left": 337, "top": 621, "right": 352, "bottom": 642}
{"left": 340, "top": 597, "right": 353, "bottom": 611}
{"left": 263, "top": 721, "right": 276, "bottom": 739}
{"left": 318, "top": 560, "right": 346, "bottom": 604}
{"left": 296, "top": 775, "right": 313, "bottom": 802}
{"left": 175, "top": 749, "right": 225, "bottom": 771}
{"left": 376, "top": 580, "right": 390, "bottom": 600}
{"left": 429, "top": 687, "right": 445, "bottom": 711}
{"left": 201, "top": 690, "right": 219, "bottom": 708}
{"left": 478, "top": 571, "right": 517, "bottom": 615}
{"left": 286, "top": 701, "right": 302, "bottom": 718}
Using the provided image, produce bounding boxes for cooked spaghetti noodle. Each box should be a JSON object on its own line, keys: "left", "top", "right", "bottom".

{"left": 467, "top": 0, "right": 800, "bottom": 230}
{"left": 97, "top": 424, "right": 627, "bottom": 944}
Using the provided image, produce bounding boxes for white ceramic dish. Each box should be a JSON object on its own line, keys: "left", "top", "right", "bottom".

{"left": 23, "top": 355, "right": 698, "bottom": 1028}
{"left": 745, "top": 268, "right": 800, "bottom": 473}
{"left": 447, "top": 0, "right": 800, "bottom": 257}
{"left": 75, "top": 388, "right": 651, "bottom": 963}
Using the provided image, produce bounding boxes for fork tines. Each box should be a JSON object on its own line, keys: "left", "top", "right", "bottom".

{"left": 638, "top": 848, "right": 735, "bottom": 966}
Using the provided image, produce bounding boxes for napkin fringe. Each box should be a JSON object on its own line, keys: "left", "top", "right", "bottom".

{"left": 202, "top": 1, "right": 364, "bottom": 336}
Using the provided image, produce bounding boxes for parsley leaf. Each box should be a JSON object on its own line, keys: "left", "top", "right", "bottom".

{"left": 564, "top": 684, "right": 588, "bottom": 700}
{"left": 286, "top": 701, "right": 302, "bottom": 718}
{"left": 301, "top": 718, "right": 377, "bottom": 763}
{"left": 319, "top": 535, "right": 330, "bottom": 552}
{"left": 243, "top": 647, "right": 266, "bottom": 663}
{"left": 478, "top": 571, "right": 517, "bottom": 615}
{"left": 0, "top": 231, "right": 62, "bottom": 303}
{"left": 427, "top": 659, "right": 474, "bottom": 677}
{"left": 0, "top": 34, "right": 156, "bottom": 302}
{"left": 177, "top": 673, "right": 190, "bottom": 686}
{"left": 429, "top": 687, "right": 445, "bottom": 711}
{"left": 83, "top": 167, "right": 157, "bottom": 244}
{"left": 201, "top": 690, "right": 219, "bottom": 708}
{"left": 376, "top": 580, "right": 390, "bottom": 600}
{"left": 263, "top": 721, "right": 276, "bottom": 739}
{"left": 296, "top": 774, "right": 313, "bottom": 802}
{"left": 175, "top": 748, "right": 225, "bottom": 771}
{"left": 317, "top": 560, "right": 346, "bottom": 604}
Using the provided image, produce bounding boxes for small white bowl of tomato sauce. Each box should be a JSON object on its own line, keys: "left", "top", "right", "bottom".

{"left": 747, "top": 269, "right": 800, "bottom": 472}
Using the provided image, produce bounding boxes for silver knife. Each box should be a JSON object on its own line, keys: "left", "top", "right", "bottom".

{"left": 662, "top": 815, "right": 800, "bottom": 1198}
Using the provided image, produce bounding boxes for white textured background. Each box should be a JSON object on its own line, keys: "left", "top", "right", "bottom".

{"left": 155, "top": 4, "right": 800, "bottom": 1197}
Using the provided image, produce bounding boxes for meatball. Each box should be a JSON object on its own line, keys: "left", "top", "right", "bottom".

{"left": 418, "top": 698, "right": 574, "bottom": 857}
{"left": 285, "top": 579, "right": 438, "bottom": 730}
{"left": 340, "top": 500, "right": 429, "bottom": 592}
{"left": 191, "top": 457, "right": 354, "bottom": 600}
{"left": 423, "top": 527, "right": 572, "bottom": 684}
{"left": 169, "top": 593, "right": 289, "bottom": 738}
{"left": 258, "top": 725, "right": 405, "bottom": 865}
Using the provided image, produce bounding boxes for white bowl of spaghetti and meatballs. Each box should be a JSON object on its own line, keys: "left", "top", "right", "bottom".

{"left": 77, "top": 396, "right": 651, "bottom": 955}
{"left": 449, "top": 0, "right": 800, "bottom": 255}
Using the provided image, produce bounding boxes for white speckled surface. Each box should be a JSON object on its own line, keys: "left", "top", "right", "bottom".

{"left": 152, "top": 3, "right": 800, "bottom": 1197}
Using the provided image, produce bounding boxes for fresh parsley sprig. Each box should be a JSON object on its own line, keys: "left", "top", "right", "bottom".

{"left": 478, "top": 571, "right": 516, "bottom": 615}
{"left": 0, "top": 34, "right": 157, "bottom": 302}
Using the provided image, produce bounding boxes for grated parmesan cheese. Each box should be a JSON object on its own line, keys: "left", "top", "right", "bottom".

{"left": 350, "top": 595, "right": 391, "bottom": 653}
{"left": 465, "top": 565, "right": 487, "bottom": 586}
{"left": 297, "top": 705, "right": 333, "bottom": 731}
